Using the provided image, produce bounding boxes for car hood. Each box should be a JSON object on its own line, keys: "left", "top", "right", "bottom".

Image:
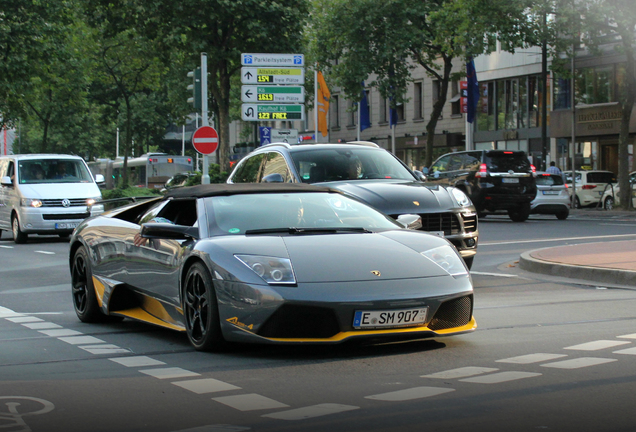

{"left": 324, "top": 180, "right": 458, "bottom": 214}
{"left": 17, "top": 183, "right": 101, "bottom": 199}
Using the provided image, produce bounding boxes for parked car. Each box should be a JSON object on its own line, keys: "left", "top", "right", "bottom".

{"left": 600, "top": 171, "right": 636, "bottom": 210}
{"left": 0, "top": 154, "right": 104, "bottom": 243}
{"left": 563, "top": 170, "right": 616, "bottom": 208}
{"left": 427, "top": 150, "right": 537, "bottom": 222}
{"left": 69, "top": 183, "right": 476, "bottom": 351}
{"left": 530, "top": 172, "right": 570, "bottom": 219}
{"left": 226, "top": 142, "right": 478, "bottom": 269}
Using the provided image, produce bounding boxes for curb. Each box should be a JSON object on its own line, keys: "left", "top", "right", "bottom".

{"left": 519, "top": 249, "right": 636, "bottom": 288}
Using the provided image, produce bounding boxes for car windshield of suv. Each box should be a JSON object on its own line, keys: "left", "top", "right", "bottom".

{"left": 205, "top": 192, "right": 401, "bottom": 236}
{"left": 289, "top": 148, "right": 415, "bottom": 183}
{"left": 18, "top": 159, "right": 93, "bottom": 184}
{"left": 484, "top": 151, "right": 531, "bottom": 172}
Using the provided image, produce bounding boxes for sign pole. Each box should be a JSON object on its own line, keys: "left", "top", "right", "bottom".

{"left": 201, "top": 52, "right": 210, "bottom": 185}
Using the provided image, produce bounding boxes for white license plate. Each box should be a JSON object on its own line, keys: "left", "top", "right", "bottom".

{"left": 502, "top": 177, "right": 519, "bottom": 183}
{"left": 542, "top": 191, "right": 559, "bottom": 195}
{"left": 55, "top": 222, "right": 79, "bottom": 229}
{"left": 353, "top": 307, "right": 428, "bottom": 329}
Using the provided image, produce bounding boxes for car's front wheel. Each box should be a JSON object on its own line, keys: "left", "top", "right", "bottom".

{"left": 508, "top": 203, "right": 530, "bottom": 222}
{"left": 72, "top": 246, "right": 106, "bottom": 322}
{"left": 604, "top": 196, "right": 614, "bottom": 211}
{"left": 12, "top": 214, "right": 27, "bottom": 244}
{"left": 183, "top": 262, "right": 224, "bottom": 351}
{"left": 556, "top": 208, "right": 569, "bottom": 220}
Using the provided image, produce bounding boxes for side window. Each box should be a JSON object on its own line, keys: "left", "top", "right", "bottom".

{"left": 462, "top": 153, "right": 481, "bottom": 171}
{"left": 447, "top": 155, "right": 463, "bottom": 171}
{"left": 157, "top": 199, "right": 198, "bottom": 226}
{"left": 431, "top": 155, "right": 450, "bottom": 173}
{"left": 231, "top": 154, "right": 265, "bottom": 183}
{"left": 6, "top": 161, "right": 15, "bottom": 183}
{"left": 261, "top": 152, "right": 293, "bottom": 183}
{"left": 138, "top": 201, "right": 170, "bottom": 225}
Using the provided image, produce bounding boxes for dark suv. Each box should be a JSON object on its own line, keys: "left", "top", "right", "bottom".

{"left": 427, "top": 150, "right": 537, "bottom": 222}
{"left": 227, "top": 142, "right": 479, "bottom": 268}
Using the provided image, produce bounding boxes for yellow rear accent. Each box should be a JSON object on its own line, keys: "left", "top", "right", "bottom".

{"left": 92, "top": 276, "right": 105, "bottom": 308}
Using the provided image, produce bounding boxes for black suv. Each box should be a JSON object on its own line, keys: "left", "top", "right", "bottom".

{"left": 227, "top": 142, "right": 479, "bottom": 268}
{"left": 427, "top": 150, "right": 537, "bottom": 222}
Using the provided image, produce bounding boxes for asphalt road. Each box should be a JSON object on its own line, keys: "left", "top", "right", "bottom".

{"left": 1, "top": 213, "right": 636, "bottom": 432}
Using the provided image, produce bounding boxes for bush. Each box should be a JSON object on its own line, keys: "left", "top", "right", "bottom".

{"left": 184, "top": 164, "right": 229, "bottom": 186}
{"left": 102, "top": 187, "right": 162, "bottom": 200}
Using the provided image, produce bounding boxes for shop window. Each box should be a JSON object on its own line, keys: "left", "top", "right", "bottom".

{"left": 576, "top": 66, "right": 615, "bottom": 105}
{"left": 413, "top": 82, "right": 423, "bottom": 119}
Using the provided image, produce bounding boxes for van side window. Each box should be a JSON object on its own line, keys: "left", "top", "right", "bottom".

{"left": 6, "top": 161, "right": 15, "bottom": 184}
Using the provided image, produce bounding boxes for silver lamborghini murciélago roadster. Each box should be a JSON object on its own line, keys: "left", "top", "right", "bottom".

{"left": 69, "top": 183, "right": 475, "bottom": 351}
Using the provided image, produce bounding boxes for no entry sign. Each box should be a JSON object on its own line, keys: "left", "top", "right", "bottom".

{"left": 192, "top": 126, "right": 218, "bottom": 155}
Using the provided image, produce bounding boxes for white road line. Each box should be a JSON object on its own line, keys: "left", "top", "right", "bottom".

{"left": 365, "top": 386, "right": 455, "bottom": 401}
{"left": 262, "top": 403, "right": 359, "bottom": 421}
{"left": 212, "top": 394, "right": 289, "bottom": 411}
{"left": 421, "top": 366, "right": 498, "bottom": 379}
{"left": 172, "top": 378, "right": 240, "bottom": 394}
{"left": 6, "top": 316, "right": 44, "bottom": 323}
{"left": 617, "top": 333, "right": 636, "bottom": 339}
{"left": 38, "top": 329, "right": 83, "bottom": 337}
{"left": 613, "top": 347, "right": 636, "bottom": 355}
{"left": 171, "top": 425, "right": 250, "bottom": 432}
{"left": 0, "top": 245, "right": 13, "bottom": 249}
{"left": 21, "top": 322, "right": 62, "bottom": 330}
{"left": 109, "top": 356, "right": 166, "bottom": 368}
{"left": 58, "top": 335, "right": 106, "bottom": 345}
{"left": 479, "top": 233, "right": 636, "bottom": 246}
{"left": 139, "top": 367, "right": 200, "bottom": 380}
{"left": 0, "top": 306, "right": 21, "bottom": 318}
{"left": 541, "top": 357, "right": 617, "bottom": 369}
{"left": 496, "top": 353, "right": 568, "bottom": 364}
{"left": 564, "top": 340, "right": 631, "bottom": 351}
{"left": 34, "top": 250, "right": 55, "bottom": 255}
{"left": 459, "top": 372, "right": 542, "bottom": 384}
{"left": 470, "top": 271, "right": 519, "bottom": 278}
{"left": 79, "top": 344, "right": 131, "bottom": 355}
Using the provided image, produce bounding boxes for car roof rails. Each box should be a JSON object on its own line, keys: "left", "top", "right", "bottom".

{"left": 258, "top": 142, "right": 293, "bottom": 150}
{"left": 346, "top": 141, "right": 380, "bottom": 148}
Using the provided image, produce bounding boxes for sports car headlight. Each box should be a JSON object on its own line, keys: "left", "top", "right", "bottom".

{"left": 421, "top": 245, "right": 468, "bottom": 277}
{"left": 451, "top": 188, "right": 471, "bottom": 207}
{"left": 235, "top": 255, "right": 296, "bottom": 285}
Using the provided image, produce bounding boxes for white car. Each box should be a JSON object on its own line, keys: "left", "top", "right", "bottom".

{"left": 600, "top": 171, "right": 636, "bottom": 210}
{"left": 530, "top": 172, "right": 570, "bottom": 219}
{"left": 563, "top": 170, "right": 616, "bottom": 208}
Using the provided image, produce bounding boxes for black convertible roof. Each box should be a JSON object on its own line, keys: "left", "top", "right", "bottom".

{"left": 166, "top": 182, "right": 336, "bottom": 199}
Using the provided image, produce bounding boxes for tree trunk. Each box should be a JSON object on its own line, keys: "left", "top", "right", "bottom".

{"left": 424, "top": 56, "right": 453, "bottom": 168}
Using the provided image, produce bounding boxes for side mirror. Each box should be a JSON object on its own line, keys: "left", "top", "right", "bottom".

{"left": 95, "top": 174, "right": 105, "bottom": 184}
{"left": 140, "top": 223, "right": 199, "bottom": 240}
{"left": 262, "top": 173, "right": 285, "bottom": 183}
{"left": 413, "top": 170, "right": 427, "bottom": 182}
{"left": 1, "top": 176, "right": 12, "bottom": 186}
{"left": 396, "top": 214, "right": 422, "bottom": 230}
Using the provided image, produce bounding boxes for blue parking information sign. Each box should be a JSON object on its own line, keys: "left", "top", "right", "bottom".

{"left": 259, "top": 127, "right": 272, "bottom": 146}
{"left": 241, "top": 53, "right": 304, "bottom": 67}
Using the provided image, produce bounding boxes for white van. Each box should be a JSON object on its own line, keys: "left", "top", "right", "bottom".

{"left": 0, "top": 154, "right": 104, "bottom": 243}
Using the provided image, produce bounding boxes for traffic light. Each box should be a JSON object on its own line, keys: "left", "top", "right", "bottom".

{"left": 187, "top": 67, "right": 201, "bottom": 110}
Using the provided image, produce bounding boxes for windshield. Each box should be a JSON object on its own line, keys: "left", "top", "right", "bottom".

{"left": 205, "top": 192, "right": 401, "bottom": 236}
{"left": 18, "top": 159, "right": 93, "bottom": 184}
{"left": 289, "top": 148, "right": 416, "bottom": 183}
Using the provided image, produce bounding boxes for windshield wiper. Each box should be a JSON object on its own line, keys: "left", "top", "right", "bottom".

{"left": 245, "top": 227, "right": 373, "bottom": 235}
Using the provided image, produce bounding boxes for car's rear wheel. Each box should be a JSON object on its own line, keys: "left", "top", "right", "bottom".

{"left": 11, "top": 214, "right": 28, "bottom": 244}
{"left": 574, "top": 196, "right": 581, "bottom": 209}
{"left": 184, "top": 262, "right": 224, "bottom": 351}
{"left": 604, "top": 196, "right": 614, "bottom": 211}
{"left": 72, "top": 246, "right": 106, "bottom": 322}
{"left": 556, "top": 209, "right": 569, "bottom": 220}
{"left": 508, "top": 203, "right": 530, "bottom": 222}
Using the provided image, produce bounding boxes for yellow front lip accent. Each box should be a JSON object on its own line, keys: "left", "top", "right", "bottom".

{"left": 257, "top": 317, "right": 477, "bottom": 343}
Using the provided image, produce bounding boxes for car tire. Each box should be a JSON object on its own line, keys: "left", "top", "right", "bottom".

{"left": 556, "top": 209, "right": 569, "bottom": 220}
{"left": 462, "top": 256, "right": 474, "bottom": 270}
{"left": 574, "top": 196, "right": 581, "bottom": 209}
{"left": 11, "top": 214, "right": 28, "bottom": 244}
{"left": 604, "top": 196, "right": 614, "bottom": 211}
{"left": 508, "top": 203, "right": 530, "bottom": 222}
{"left": 71, "top": 246, "right": 108, "bottom": 322}
{"left": 183, "top": 262, "right": 225, "bottom": 351}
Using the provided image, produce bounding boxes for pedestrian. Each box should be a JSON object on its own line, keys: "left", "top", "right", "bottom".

{"left": 546, "top": 161, "right": 562, "bottom": 176}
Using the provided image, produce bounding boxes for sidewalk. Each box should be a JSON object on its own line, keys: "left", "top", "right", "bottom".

{"left": 518, "top": 208, "right": 636, "bottom": 287}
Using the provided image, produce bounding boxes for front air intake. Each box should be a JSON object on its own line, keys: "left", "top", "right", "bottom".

{"left": 428, "top": 295, "right": 473, "bottom": 330}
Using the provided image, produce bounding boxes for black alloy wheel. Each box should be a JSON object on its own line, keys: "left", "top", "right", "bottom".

{"left": 71, "top": 246, "right": 118, "bottom": 323}
{"left": 183, "top": 262, "right": 224, "bottom": 351}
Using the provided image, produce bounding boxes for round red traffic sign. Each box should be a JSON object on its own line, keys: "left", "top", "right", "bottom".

{"left": 192, "top": 126, "right": 219, "bottom": 155}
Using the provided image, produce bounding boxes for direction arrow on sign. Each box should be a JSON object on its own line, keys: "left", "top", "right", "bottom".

{"left": 241, "top": 67, "right": 305, "bottom": 85}
{"left": 242, "top": 104, "right": 305, "bottom": 122}
{"left": 192, "top": 126, "right": 218, "bottom": 155}
{"left": 241, "top": 85, "right": 305, "bottom": 103}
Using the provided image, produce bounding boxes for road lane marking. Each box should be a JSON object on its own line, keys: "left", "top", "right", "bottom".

{"left": 421, "top": 366, "right": 498, "bottom": 379}
{"left": 564, "top": 340, "right": 631, "bottom": 351}
{"left": 57, "top": 335, "right": 105, "bottom": 345}
{"left": 0, "top": 245, "right": 13, "bottom": 249}
{"left": 172, "top": 378, "right": 240, "bottom": 394}
{"left": 479, "top": 233, "right": 636, "bottom": 246}
{"left": 79, "top": 344, "right": 131, "bottom": 355}
{"left": 6, "top": 316, "right": 44, "bottom": 323}
{"left": 617, "top": 333, "right": 636, "bottom": 339}
{"left": 172, "top": 425, "right": 249, "bottom": 432}
{"left": 21, "top": 322, "right": 62, "bottom": 330}
{"left": 541, "top": 357, "right": 617, "bottom": 369}
{"left": 470, "top": 272, "right": 520, "bottom": 278}
{"left": 139, "top": 367, "right": 200, "bottom": 380}
{"left": 496, "top": 353, "right": 568, "bottom": 364}
{"left": 38, "top": 329, "right": 83, "bottom": 337}
{"left": 0, "top": 306, "right": 21, "bottom": 318}
{"left": 365, "top": 387, "right": 455, "bottom": 401}
{"left": 109, "top": 356, "right": 166, "bottom": 368}
{"left": 262, "top": 403, "right": 359, "bottom": 420}
{"left": 613, "top": 347, "right": 636, "bottom": 355}
{"left": 459, "top": 371, "right": 542, "bottom": 384}
{"left": 212, "top": 394, "right": 289, "bottom": 411}
{"left": 34, "top": 251, "right": 55, "bottom": 255}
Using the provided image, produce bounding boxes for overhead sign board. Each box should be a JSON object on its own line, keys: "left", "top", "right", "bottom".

{"left": 242, "top": 104, "right": 304, "bottom": 121}
{"left": 241, "top": 67, "right": 305, "bottom": 85}
{"left": 241, "top": 53, "right": 304, "bottom": 67}
{"left": 241, "top": 85, "right": 305, "bottom": 103}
